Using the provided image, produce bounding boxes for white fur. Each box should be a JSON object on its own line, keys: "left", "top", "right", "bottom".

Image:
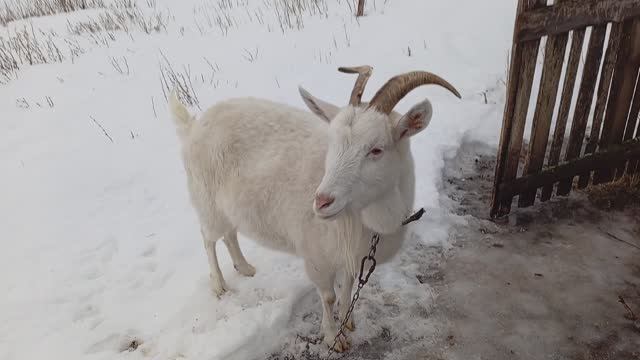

{"left": 168, "top": 86, "right": 433, "bottom": 351}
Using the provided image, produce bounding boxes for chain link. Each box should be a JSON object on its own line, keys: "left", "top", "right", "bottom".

{"left": 325, "top": 208, "right": 425, "bottom": 359}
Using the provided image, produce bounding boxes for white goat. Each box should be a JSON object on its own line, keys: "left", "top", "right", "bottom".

{"left": 168, "top": 66, "right": 460, "bottom": 351}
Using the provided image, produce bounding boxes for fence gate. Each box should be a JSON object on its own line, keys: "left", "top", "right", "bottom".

{"left": 491, "top": 0, "right": 640, "bottom": 218}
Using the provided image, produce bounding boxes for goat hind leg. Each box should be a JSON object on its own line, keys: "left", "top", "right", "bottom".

{"left": 201, "top": 227, "right": 228, "bottom": 296}
{"left": 223, "top": 230, "right": 256, "bottom": 277}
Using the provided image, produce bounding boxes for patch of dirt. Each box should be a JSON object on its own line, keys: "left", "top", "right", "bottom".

{"left": 431, "top": 138, "right": 640, "bottom": 360}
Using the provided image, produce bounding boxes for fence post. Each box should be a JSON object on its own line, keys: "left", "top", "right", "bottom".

{"left": 357, "top": 0, "right": 365, "bottom": 17}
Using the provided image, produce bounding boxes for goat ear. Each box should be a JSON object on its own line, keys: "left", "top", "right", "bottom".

{"left": 298, "top": 86, "right": 340, "bottom": 122}
{"left": 393, "top": 99, "right": 432, "bottom": 141}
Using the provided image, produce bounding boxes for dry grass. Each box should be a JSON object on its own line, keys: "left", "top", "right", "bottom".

{"left": 66, "top": 1, "right": 167, "bottom": 36}
{"left": 66, "top": 11, "right": 123, "bottom": 35}
{"left": 158, "top": 52, "right": 200, "bottom": 109}
{"left": 271, "top": 0, "right": 329, "bottom": 33}
{"left": 0, "top": 25, "right": 63, "bottom": 83}
{"left": 1, "top": 0, "right": 346, "bottom": 86}
{"left": 192, "top": 0, "right": 331, "bottom": 36}
{"left": 583, "top": 173, "right": 640, "bottom": 210}
{"left": 0, "top": 0, "right": 166, "bottom": 84}
{"left": 0, "top": 0, "right": 106, "bottom": 26}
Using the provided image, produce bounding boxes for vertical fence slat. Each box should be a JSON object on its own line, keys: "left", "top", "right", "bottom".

{"left": 631, "top": 160, "right": 640, "bottom": 176}
{"left": 490, "top": 0, "right": 547, "bottom": 218}
{"left": 630, "top": 145, "right": 640, "bottom": 175}
{"left": 623, "top": 71, "right": 640, "bottom": 177}
{"left": 555, "top": 26, "right": 608, "bottom": 196}
{"left": 614, "top": 69, "right": 640, "bottom": 178}
{"left": 633, "top": 112, "right": 640, "bottom": 174}
{"left": 594, "top": 19, "right": 640, "bottom": 185}
{"left": 540, "top": 29, "right": 586, "bottom": 201}
{"left": 624, "top": 72, "right": 640, "bottom": 142}
{"left": 578, "top": 22, "right": 624, "bottom": 189}
{"left": 518, "top": 33, "right": 569, "bottom": 207}
{"left": 499, "top": 43, "right": 542, "bottom": 211}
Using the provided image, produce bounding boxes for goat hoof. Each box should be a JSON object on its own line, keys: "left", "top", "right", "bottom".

{"left": 213, "top": 286, "right": 227, "bottom": 297}
{"left": 344, "top": 318, "right": 355, "bottom": 332}
{"left": 326, "top": 333, "right": 350, "bottom": 352}
{"left": 234, "top": 263, "right": 256, "bottom": 277}
{"left": 211, "top": 278, "right": 228, "bottom": 297}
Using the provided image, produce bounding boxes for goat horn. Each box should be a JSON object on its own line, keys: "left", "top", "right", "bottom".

{"left": 338, "top": 65, "right": 373, "bottom": 106}
{"left": 368, "top": 71, "right": 461, "bottom": 114}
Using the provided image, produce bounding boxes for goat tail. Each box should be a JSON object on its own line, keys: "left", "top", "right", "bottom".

{"left": 169, "top": 89, "right": 193, "bottom": 140}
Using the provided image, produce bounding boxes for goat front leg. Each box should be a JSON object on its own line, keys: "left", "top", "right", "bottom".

{"left": 304, "top": 261, "right": 350, "bottom": 352}
{"left": 338, "top": 271, "right": 356, "bottom": 331}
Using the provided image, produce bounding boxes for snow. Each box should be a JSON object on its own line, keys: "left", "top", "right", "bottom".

{"left": 0, "top": 1, "right": 516, "bottom": 359}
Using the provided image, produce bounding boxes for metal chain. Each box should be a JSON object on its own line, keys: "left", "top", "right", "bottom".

{"left": 325, "top": 208, "right": 425, "bottom": 359}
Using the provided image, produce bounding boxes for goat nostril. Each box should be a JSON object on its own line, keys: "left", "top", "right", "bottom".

{"left": 315, "top": 194, "right": 335, "bottom": 209}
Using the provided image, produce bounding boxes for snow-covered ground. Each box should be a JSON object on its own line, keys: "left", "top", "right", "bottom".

{"left": 0, "top": 1, "right": 516, "bottom": 359}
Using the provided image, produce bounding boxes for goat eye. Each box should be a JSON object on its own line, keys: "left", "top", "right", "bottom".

{"left": 368, "top": 147, "right": 383, "bottom": 156}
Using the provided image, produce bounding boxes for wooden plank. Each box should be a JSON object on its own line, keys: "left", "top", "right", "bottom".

{"left": 540, "top": 28, "right": 586, "bottom": 201}
{"left": 517, "top": 0, "right": 640, "bottom": 42}
{"left": 631, "top": 105, "right": 640, "bottom": 174}
{"left": 622, "top": 72, "right": 640, "bottom": 178}
{"left": 626, "top": 156, "right": 640, "bottom": 179}
{"left": 631, "top": 96, "right": 640, "bottom": 177}
{"left": 623, "top": 70, "right": 640, "bottom": 142}
{"left": 577, "top": 22, "right": 624, "bottom": 189}
{"left": 555, "top": 25, "right": 608, "bottom": 196}
{"left": 494, "top": 43, "right": 541, "bottom": 215}
{"left": 633, "top": 111, "right": 640, "bottom": 175}
{"left": 518, "top": 32, "right": 569, "bottom": 207}
{"left": 490, "top": 0, "right": 546, "bottom": 218}
{"left": 498, "top": 137, "right": 640, "bottom": 201}
{"left": 594, "top": 20, "right": 640, "bottom": 185}
{"left": 631, "top": 160, "right": 640, "bottom": 176}
{"left": 629, "top": 153, "right": 639, "bottom": 176}
{"left": 619, "top": 70, "right": 640, "bottom": 177}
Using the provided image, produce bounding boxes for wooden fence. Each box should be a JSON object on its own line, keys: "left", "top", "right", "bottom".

{"left": 490, "top": 0, "right": 640, "bottom": 218}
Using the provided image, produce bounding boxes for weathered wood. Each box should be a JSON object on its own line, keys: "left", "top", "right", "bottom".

{"left": 624, "top": 71, "right": 640, "bottom": 142}
{"left": 631, "top": 160, "right": 640, "bottom": 176}
{"left": 618, "top": 71, "right": 640, "bottom": 177}
{"left": 540, "top": 28, "right": 586, "bottom": 201}
{"left": 490, "top": 0, "right": 546, "bottom": 218}
{"left": 632, "top": 122, "right": 640, "bottom": 173}
{"left": 356, "top": 0, "right": 365, "bottom": 17}
{"left": 555, "top": 25, "right": 607, "bottom": 196}
{"left": 578, "top": 22, "right": 624, "bottom": 189}
{"left": 631, "top": 104, "right": 640, "bottom": 175}
{"left": 518, "top": 33, "right": 569, "bottom": 207}
{"left": 494, "top": 43, "right": 541, "bottom": 215}
{"left": 498, "top": 138, "right": 640, "bottom": 201}
{"left": 517, "top": 0, "right": 640, "bottom": 42}
{"left": 629, "top": 151, "right": 640, "bottom": 176}
{"left": 626, "top": 156, "right": 640, "bottom": 179}
{"left": 594, "top": 20, "right": 640, "bottom": 185}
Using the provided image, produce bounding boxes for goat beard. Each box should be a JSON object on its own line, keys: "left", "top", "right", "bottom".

{"left": 360, "top": 186, "right": 410, "bottom": 235}
{"left": 334, "top": 212, "right": 364, "bottom": 278}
